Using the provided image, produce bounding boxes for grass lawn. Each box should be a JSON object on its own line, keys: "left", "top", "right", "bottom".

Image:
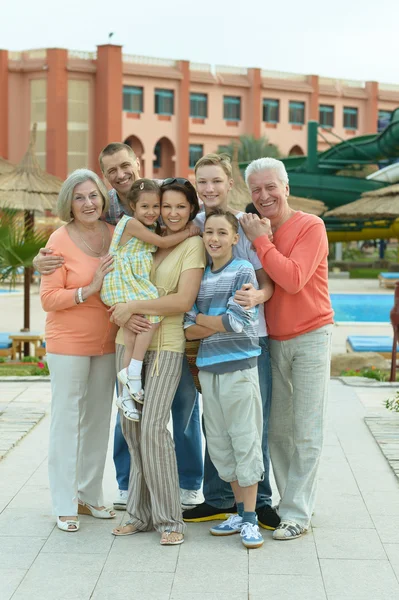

{"left": 0, "top": 364, "right": 49, "bottom": 376}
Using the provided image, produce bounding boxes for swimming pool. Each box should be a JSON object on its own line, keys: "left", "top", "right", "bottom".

{"left": 0, "top": 289, "right": 18, "bottom": 294}
{"left": 330, "top": 293, "right": 392, "bottom": 323}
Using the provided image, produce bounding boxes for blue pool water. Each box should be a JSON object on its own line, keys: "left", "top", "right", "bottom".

{"left": 330, "top": 294, "right": 392, "bottom": 323}
{"left": 0, "top": 289, "right": 18, "bottom": 294}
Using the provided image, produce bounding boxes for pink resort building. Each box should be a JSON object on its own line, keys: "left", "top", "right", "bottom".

{"left": 1, "top": 44, "right": 399, "bottom": 181}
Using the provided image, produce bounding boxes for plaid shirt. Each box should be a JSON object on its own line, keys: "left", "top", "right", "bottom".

{"left": 104, "top": 188, "right": 132, "bottom": 225}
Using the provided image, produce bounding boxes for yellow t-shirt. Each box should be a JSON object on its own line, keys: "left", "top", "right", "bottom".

{"left": 116, "top": 236, "right": 205, "bottom": 353}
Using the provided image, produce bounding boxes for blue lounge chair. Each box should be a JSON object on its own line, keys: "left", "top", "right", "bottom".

{"left": 346, "top": 335, "right": 397, "bottom": 358}
{"left": 0, "top": 333, "right": 12, "bottom": 357}
{"left": 378, "top": 272, "right": 399, "bottom": 288}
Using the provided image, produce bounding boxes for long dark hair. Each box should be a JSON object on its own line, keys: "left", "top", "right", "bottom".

{"left": 160, "top": 178, "right": 200, "bottom": 221}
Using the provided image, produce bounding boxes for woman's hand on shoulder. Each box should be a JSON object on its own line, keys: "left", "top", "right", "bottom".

{"left": 90, "top": 254, "right": 113, "bottom": 293}
{"left": 34, "top": 248, "right": 64, "bottom": 275}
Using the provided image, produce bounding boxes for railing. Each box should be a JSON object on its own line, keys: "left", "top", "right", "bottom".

{"left": 190, "top": 62, "right": 212, "bottom": 72}
{"left": 379, "top": 82, "right": 399, "bottom": 92}
{"left": 9, "top": 49, "right": 46, "bottom": 60}
{"left": 320, "top": 77, "right": 365, "bottom": 89}
{"left": 8, "top": 51, "right": 22, "bottom": 61}
{"left": 261, "top": 69, "right": 307, "bottom": 82}
{"left": 123, "top": 54, "right": 177, "bottom": 67}
{"left": 216, "top": 65, "right": 248, "bottom": 75}
{"left": 68, "top": 50, "right": 97, "bottom": 60}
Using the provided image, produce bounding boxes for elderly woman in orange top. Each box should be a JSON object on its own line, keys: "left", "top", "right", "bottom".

{"left": 40, "top": 169, "right": 118, "bottom": 532}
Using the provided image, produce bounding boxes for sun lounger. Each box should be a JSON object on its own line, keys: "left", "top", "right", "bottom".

{"left": 0, "top": 333, "right": 12, "bottom": 357}
{"left": 346, "top": 335, "right": 397, "bottom": 358}
{"left": 378, "top": 272, "right": 399, "bottom": 288}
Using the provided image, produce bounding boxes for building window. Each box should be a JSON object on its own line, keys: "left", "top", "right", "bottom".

{"left": 223, "top": 96, "right": 241, "bottom": 121}
{"left": 30, "top": 80, "right": 47, "bottom": 169}
{"left": 153, "top": 142, "right": 161, "bottom": 168}
{"left": 189, "top": 144, "right": 203, "bottom": 168}
{"left": 378, "top": 109, "right": 392, "bottom": 132}
{"left": 68, "top": 80, "right": 89, "bottom": 173}
{"left": 190, "top": 93, "right": 208, "bottom": 118}
{"left": 289, "top": 101, "right": 305, "bottom": 125}
{"left": 123, "top": 86, "right": 143, "bottom": 113}
{"left": 154, "top": 89, "right": 174, "bottom": 115}
{"left": 319, "top": 104, "right": 334, "bottom": 128}
{"left": 263, "top": 99, "right": 279, "bottom": 123}
{"left": 343, "top": 107, "right": 358, "bottom": 129}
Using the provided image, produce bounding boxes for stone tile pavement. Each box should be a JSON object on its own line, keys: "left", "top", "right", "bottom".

{"left": 0, "top": 379, "right": 399, "bottom": 599}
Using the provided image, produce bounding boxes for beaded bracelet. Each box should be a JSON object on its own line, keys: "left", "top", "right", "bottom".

{"left": 78, "top": 287, "right": 84, "bottom": 304}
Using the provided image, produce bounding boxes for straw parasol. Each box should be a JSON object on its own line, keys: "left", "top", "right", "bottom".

{"left": 0, "top": 156, "right": 15, "bottom": 176}
{"left": 325, "top": 184, "right": 399, "bottom": 219}
{"left": 229, "top": 150, "right": 327, "bottom": 216}
{"left": 0, "top": 124, "right": 63, "bottom": 343}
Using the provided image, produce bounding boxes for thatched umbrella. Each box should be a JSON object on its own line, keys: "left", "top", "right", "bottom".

{"left": 0, "top": 156, "right": 15, "bottom": 176}
{"left": 229, "top": 150, "right": 327, "bottom": 216}
{"left": 0, "top": 124, "right": 62, "bottom": 346}
{"left": 325, "top": 184, "right": 399, "bottom": 219}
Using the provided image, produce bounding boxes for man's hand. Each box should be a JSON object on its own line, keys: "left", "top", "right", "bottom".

{"left": 234, "top": 283, "right": 261, "bottom": 309}
{"left": 34, "top": 248, "right": 64, "bottom": 275}
{"left": 108, "top": 302, "right": 135, "bottom": 327}
{"left": 240, "top": 213, "right": 273, "bottom": 243}
{"left": 124, "top": 314, "right": 152, "bottom": 333}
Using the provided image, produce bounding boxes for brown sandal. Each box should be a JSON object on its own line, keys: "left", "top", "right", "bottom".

{"left": 112, "top": 520, "right": 139, "bottom": 536}
{"left": 160, "top": 530, "right": 184, "bottom": 546}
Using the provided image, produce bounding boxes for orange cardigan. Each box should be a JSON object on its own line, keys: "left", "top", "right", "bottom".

{"left": 253, "top": 211, "right": 334, "bottom": 341}
{"left": 40, "top": 225, "right": 118, "bottom": 356}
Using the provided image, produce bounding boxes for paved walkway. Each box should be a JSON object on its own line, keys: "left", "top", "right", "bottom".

{"left": 1, "top": 379, "right": 399, "bottom": 599}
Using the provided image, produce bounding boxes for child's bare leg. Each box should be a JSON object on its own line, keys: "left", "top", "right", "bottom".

{"left": 230, "top": 480, "right": 258, "bottom": 521}
{"left": 125, "top": 323, "right": 160, "bottom": 396}
{"left": 122, "top": 327, "right": 136, "bottom": 369}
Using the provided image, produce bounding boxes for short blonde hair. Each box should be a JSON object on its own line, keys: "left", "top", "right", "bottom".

{"left": 57, "top": 169, "right": 110, "bottom": 222}
{"left": 194, "top": 153, "right": 233, "bottom": 179}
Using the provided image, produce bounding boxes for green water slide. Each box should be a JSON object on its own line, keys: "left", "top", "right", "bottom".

{"left": 240, "top": 108, "right": 399, "bottom": 209}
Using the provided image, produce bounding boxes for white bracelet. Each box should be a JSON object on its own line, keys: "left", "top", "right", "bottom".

{"left": 78, "top": 287, "right": 84, "bottom": 304}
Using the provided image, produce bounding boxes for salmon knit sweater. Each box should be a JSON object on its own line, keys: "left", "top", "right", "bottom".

{"left": 40, "top": 225, "right": 118, "bottom": 356}
{"left": 253, "top": 211, "right": 334, "bottom": 341}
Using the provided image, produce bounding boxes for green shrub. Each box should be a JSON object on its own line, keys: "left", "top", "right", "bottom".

{"left": 385, "top": 391, "right": 399, "bottom": 412}
{"left": 21, "top": 356, "right": 39, "bottom": 363}
{"left": 340, "top": 367, "right": 387, "bottom": 381}
{"left": 349, "top": 268, "right": 381, "bottom": 279}
{"left": 30, "top": 361, "right": 49, "bottom": 376}
{"left": 0, "top": 357, "right": 6, "bottom": 363}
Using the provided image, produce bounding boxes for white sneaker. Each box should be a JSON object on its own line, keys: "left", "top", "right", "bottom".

{"left": 116, "top": 395, "right": 141, "bottom": 421}
{"left": 113, "top": 490, "right": 128, "bottom": 511}
{"left": 180, "top": 488, "right": 204, "bottom": 509}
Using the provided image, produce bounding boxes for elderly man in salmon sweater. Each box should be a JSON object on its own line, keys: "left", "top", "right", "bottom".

{"left": 240, "top": 157, "right": 334, "bottom": 541}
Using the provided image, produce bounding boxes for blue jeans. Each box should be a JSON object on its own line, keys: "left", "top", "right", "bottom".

{"left": 172, "top": 355, "right": 204, "bottom": 490}
{"left": 203, "top": 336, "right": 272, "bottom": 509}
{"left": 113, "top": 355, "right": 203, "bottom": 491}
{"left": 113, "top": 411, "right": 130, "bottom": 491}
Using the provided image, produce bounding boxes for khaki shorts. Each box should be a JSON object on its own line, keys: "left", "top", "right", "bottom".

{"left": 199, "top": 367, "right": 264, "bottom": 488}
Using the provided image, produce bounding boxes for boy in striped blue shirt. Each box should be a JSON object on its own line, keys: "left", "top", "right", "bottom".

{"left": 184, "top": 209, "right": 264, "bottom": 549}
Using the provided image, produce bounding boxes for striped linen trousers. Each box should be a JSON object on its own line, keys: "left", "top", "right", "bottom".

{"left": 117, "top": 344, "right": 185, "bottom": 534}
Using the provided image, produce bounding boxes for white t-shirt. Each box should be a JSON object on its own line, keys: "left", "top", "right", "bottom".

{"left": 194, "top": 211, "right": 267, "bottom": 337}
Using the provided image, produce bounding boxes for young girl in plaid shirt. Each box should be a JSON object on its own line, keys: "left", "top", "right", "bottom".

{"left": 101, "top": 179, "right": 199, "bottom": 421}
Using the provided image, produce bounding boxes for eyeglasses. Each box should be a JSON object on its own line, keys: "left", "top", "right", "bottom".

{"left": 162, "top": 177, "right": 192, "bottom": 188}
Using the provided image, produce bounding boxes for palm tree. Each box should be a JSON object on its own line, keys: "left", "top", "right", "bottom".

{"left": 217, "top": 135, "right": 281, "bottom": 162}
{"left": 0, "top": 209, "right": 49, "bottom": 287}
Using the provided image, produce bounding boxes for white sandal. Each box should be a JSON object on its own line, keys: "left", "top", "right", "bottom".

{"left": 115, "top": 396, "right": 141, "bottom": 421}
{"left": 57, "top": 517, "right": 79, "bottom": 532}
{"left": 78, "top": 501, "right": 116, "bottom": 519}
{"left": 117, "top": 369, "right": 145, "bottom": 404}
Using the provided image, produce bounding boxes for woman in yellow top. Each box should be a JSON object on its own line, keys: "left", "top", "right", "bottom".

{"left": 109, "top": 178, "right": 205, "bottom": 546}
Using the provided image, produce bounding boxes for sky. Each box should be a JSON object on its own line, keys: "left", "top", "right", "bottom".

{"left": 2, "top": 0, "right": 399, "bottom": 84}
